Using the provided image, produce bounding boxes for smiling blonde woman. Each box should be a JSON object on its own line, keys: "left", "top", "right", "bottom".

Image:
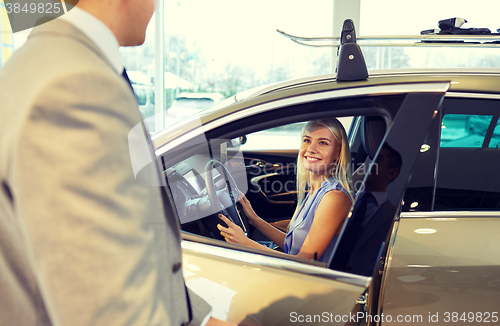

{"left": 218, "top": 118, "right": 354, "bottom": 262}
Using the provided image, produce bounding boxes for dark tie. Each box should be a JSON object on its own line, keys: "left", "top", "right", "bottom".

{"left": 349, "top": 192, "right": 373, "bottom": 231}
{"left": 329, "top": 191, "right": 374, "bottom": 271}
{"left": 121, "top": 68, "right": 135, "bottom": 93}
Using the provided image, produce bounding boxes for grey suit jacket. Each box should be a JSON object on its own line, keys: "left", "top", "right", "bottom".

{"left": 0, "top": 19, "right": 209, "bottom": 326}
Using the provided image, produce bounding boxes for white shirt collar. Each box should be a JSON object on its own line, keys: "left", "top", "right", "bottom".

{"left": 59, "top": 6, "right": 123, "bottom": 73}
{"left": 369, "top": 191, "right": 387, "bottom": 206}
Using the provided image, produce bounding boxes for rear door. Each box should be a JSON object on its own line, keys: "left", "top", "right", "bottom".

{"left": 382, "top": 94, "right": 500, "bottom": 323}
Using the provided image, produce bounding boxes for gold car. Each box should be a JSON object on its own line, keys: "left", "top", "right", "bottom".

{"left": 150, "top": 29, "right": 500, "bottom": 325}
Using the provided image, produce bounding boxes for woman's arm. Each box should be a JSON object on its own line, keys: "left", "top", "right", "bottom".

{"left": 235, "top": 193, "right": 287, "bottom": 248}
{"left": 295, "top": 190, "right": 352, "bottom": 261}
{"left": 217, "top": 214, "right": 281, "bottom": 253}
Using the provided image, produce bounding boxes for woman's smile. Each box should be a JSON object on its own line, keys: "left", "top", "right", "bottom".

{"left": 304, "top": 156, "right": 322, "bottom": 162}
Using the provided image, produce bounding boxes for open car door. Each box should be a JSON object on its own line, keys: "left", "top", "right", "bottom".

{"left": 156, "top": 81, "right": 449, "bottom": 324}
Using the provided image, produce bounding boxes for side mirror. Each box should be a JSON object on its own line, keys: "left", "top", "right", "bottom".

{"left": 227, "top": 136, "right": 246, "bottom": 148}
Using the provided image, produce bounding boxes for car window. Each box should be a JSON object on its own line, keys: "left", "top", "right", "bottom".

{"left": 403, "top": 98, "right": 500, "bottom": 211}
{"left": 241, "top": 122, "right": 305, "bottom": 151}
{"left": 241, "top": 118, "right": 353, "bottom": 151}
{"left": 436, "top": 113, "right": 500, "bottom": 210}
{"left": 489, "top": 121, "right": 500, "bottom": 149}
{"left": 441, "top": 114, "right": 498, "bottom": 148}
{"left": 159, "top": 86, "right": 447, "bottom": 272}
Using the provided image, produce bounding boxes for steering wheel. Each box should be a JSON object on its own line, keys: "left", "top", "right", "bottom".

{"left": 203, "top": 159, "right": 249, "bottom": 240}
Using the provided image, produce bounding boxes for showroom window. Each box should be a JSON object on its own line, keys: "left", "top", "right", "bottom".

{"left": 2, "top": 1, "right": 499, "bottom": 135}
{"left": 359, "top": 0, "right": 500, "bottom": 69}
{"left": 0, "top": 2, "right": 13, "bottom": 66}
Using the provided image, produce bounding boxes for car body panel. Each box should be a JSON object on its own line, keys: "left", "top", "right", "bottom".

{"left": 182, "top": 240, "right": 369, "bottom": 324}
{"left": 382, "top": 214, "right": 500, "bottom": 324}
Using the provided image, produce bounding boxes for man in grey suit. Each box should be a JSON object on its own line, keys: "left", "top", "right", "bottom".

{"left": 0, "top": 1, "right": 233, "bottom": 325}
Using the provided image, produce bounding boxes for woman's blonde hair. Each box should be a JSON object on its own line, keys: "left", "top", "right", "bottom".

{"left": 291, "top": 118, "right": 354, "bottom": 222}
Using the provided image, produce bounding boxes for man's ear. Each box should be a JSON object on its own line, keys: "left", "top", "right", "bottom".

{"left": 388, "top": 168, "right": 400, "bottom": 181}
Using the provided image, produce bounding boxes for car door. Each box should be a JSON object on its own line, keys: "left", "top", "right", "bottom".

{"left": 156, "top": 81, "right": 449, "bottom": 324}
{"left": 380, "top": 94, "right": 500, "bottom": 325}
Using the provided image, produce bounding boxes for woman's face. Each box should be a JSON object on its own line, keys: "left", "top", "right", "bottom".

{"left": 299, "top": 123, "right": 341, "bottom": 177}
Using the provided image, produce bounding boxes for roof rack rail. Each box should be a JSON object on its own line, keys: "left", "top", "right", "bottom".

{"left": 277, "top": 20, "right": 500, "bottom": 48}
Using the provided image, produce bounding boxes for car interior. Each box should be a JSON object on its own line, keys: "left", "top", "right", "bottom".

{"left": 159, "top": 90, "right": 454, "bottom": 284}
{"left": 160, "top": 95, "right": 406, "bottom": 267}
{"left": 157, "top": 89, "right": 454, "bottom": 321}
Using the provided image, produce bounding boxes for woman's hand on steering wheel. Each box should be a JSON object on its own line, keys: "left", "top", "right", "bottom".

{"left": 237, "top": 191, "right": 259, "bottom": 225}
{"left": 218, "top": 214, "right": 251, "bottom": 246}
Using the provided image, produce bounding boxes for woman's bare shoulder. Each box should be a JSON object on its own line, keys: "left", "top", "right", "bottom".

{"left": 320, "top": 188, "right": 351, "bottom": 208}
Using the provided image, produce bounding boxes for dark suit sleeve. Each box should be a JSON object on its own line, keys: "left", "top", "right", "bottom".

{"left": 15, "top": 70, "right": 200, "bottom": 326}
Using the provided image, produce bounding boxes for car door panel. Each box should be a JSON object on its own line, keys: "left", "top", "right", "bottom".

{"left": 380, "top": 95, "right": 500, "bottom": 324}
{"left": 182, "top": 237, "right": 369, "bottom": 324}
{"left": 382, "top": 215, "right": 500, "bottom": 324}
{"left": 240, "top": 149, "right": 299, "bottom": 223}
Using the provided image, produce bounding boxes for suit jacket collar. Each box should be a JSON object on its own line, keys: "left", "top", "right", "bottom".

{"left": 28, "top": 19, "right": 117, "bottom": 74}
{"left": 59, "top": 6, "right": 123, "bottom": 73}
{"left": 370, "top": 191, "right": 387, "bottom": 206}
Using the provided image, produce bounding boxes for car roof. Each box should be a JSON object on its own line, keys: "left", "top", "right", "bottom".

{"left": 241, "top": 68, "right": 500, "bottom": 100}
{"left": 153, "top": 68, "right": 500, "bottom": 151}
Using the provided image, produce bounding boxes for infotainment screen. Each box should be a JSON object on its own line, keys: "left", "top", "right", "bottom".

{"left": 184, "top": 170, "right": 201, "bottom": 192}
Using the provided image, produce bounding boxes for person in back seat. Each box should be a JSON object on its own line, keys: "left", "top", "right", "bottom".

{"left": 344, "top": 142, "right": 402, "bottom": 276}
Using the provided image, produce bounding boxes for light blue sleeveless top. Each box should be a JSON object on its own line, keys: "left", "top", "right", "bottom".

{"left": 284, "top": 177, "right": 351, "bottom": 263}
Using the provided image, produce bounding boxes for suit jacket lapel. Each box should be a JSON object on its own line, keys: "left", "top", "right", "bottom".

{"left": 355, "top": 201, "right": 395, "bottom": 249}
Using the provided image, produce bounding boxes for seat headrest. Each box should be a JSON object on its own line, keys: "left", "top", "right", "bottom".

{"left": 361, "top": 116, "right": 386, "bottom": 160}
